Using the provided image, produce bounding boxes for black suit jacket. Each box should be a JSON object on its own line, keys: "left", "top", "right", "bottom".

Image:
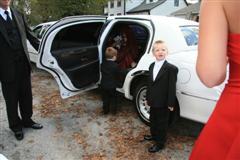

{"left": 146, "top": 61, "right": 178, "bottom": 108}
{"left": 0, "top": 8, "right": 39, "bottom": 82}
{"left": 100, "top": 60, "right": 126, "bottom": 89}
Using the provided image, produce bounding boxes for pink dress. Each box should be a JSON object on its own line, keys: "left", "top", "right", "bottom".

{"left": 190, "top": 34, "right": 240, "bottom": 159}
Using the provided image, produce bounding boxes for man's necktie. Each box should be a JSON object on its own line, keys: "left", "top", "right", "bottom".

{"left": 4, "top": 10, "right": 12, "bottom": 24}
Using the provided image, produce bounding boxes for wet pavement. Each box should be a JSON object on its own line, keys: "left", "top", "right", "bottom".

{"left": 0, "top": 64, "right": 204, "bottom": 160}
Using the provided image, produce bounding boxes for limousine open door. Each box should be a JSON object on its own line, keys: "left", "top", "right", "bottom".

{"left": 37, "top": 16, "right": 106, "bottom": 98}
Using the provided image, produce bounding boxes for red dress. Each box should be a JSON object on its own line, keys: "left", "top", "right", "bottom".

{"left": 190, "top": 34, "right": 240, "bottom": 160}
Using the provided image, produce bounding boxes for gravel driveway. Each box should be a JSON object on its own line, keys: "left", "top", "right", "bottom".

{"left": 0, "top": 64, "right": 204, "bottom": 160}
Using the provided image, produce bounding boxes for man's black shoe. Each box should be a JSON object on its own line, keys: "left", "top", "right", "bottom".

{"left": 148, "top": 144, "right": 164, "bottom": 153}
{"left": 14, "top": 130, "right": 24, "bottom": 140}
{"left": 24, "top": 122, "right": 43, "bottom": 129}
{"left": 144, "top": 135, "right": 154, "bottom": 141}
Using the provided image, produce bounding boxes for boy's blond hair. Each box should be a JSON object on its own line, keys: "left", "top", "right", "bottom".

{"left": 152, "top": 40, "right": 167, "bottom": 52}
{"left": 105, "top": 47, "right": 117, "bottom": 59}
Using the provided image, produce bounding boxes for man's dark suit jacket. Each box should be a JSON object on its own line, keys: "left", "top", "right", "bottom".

{"left": 0, "top": 8, "right": 39, "bottom": 82}
{"left": 146, "top": 60, "right": 178, "bottom": 108}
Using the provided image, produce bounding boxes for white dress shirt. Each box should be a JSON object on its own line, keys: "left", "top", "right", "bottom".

{"left": 153, "top": 60, "right": 165, "bottom": 81}
{"left": 0, "top": 7, "right": 12, "bottom": 21}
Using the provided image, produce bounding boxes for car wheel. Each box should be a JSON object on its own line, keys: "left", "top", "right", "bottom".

{"left": 134, "top": 81, "right": 180, "bottom": 126}
{"left": 134, "top": 82, "right": 150, "bottom": 125}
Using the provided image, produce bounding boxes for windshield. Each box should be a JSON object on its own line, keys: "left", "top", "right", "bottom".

{"left": 180, "top": 26, "right": 199, "bottom": 46}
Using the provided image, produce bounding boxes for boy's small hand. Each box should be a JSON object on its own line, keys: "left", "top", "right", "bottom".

{"left": 131, "top": 62, "right": 137, "bottom": 68}
{"left": 168, "top": 106, "right": 174, "bottom": 111}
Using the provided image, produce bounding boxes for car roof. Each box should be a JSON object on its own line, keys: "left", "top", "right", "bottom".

{"left": 108, "top": 15, "right": 198, "bottom": 27}
{"left": 53, "top": 15, "right": 198, "bottom": 27}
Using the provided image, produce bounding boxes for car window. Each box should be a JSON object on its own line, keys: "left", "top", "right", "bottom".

{"left": 33, "top": 22, "right": 55, "bottom": 39}
{"left": 38, "top": 25, "right": 51, "bottom": 39}
{"left": 51, "top": 22, "right": 104, "bottom": 51}
{"left": 129, "top": 24, "right": 149, "bottom": 59}
{"left": 104, "top": 22, "right": 149, "bottom": 67}
{"left": 180, "top": 26, "right": 199, "bottom": 46}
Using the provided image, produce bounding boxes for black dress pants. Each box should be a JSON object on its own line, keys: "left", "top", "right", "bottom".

{"left": 1, "top": 58, "right": 33, "bottom": 131}
{"left": 101, "top": 88, "right": 117, "bottom": 113}
{"left": 150, "top": 107, "right": 169, "bottom": 146}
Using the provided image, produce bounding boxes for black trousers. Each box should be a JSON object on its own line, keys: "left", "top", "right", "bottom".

{"left": 150, "top": 107, "right": 169, "bottom": 146}
{"left": 101, "top": 88, "right": 117, "bottom": 113}
{"left": 1, "top": 58, "right": 33, "bottom": 131}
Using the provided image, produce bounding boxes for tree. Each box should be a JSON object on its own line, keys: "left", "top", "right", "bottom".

{"left": 12, "top": 0, "right": 108, "bottom": 25}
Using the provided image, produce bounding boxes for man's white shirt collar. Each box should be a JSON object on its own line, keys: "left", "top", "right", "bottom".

{"left": 0, "top": 7, "right": 12, "bottom": 21}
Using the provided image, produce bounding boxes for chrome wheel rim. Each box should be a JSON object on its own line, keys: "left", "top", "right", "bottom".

{"left": 137, "top": 86, "right": 150, "bottom": 122}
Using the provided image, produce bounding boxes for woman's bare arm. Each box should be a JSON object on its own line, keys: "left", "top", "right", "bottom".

{"left": 196, "top": 0, "right": 228, "bottom": 87}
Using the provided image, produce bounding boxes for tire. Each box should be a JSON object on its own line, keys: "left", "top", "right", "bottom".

{"left": 134, "top": 81, "right": 150, "bottom": 125}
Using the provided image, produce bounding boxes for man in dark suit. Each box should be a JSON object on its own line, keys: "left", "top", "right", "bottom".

{"left": 144, "top": 40, "right": 178, "bottom": 152}
{"left": 0, "top": 0, "right": 42, "bottom": 140}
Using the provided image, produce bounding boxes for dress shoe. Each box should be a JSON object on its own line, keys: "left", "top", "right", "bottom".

{"left": 144, "top": 135, "right": 154, "bottom": 141}
{"left": 14, "top": 130, "right": 24, "bottom": 140}
{"left": 24, "top": 122, "right": 43, "bottom": 129}
{"left": 148, "top": 144, "right": 164, "bottom": 153}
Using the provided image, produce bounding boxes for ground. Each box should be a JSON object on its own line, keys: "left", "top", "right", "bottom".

{"left": 0, "top": 64, "right": 204, "bottom": 160}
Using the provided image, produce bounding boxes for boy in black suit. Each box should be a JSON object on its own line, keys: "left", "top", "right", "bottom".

{"left": 144, "top": 40, "right": 178, "bottom": 153}
{"left": 100, "top": 47, "right": 122, "bottom": 114}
